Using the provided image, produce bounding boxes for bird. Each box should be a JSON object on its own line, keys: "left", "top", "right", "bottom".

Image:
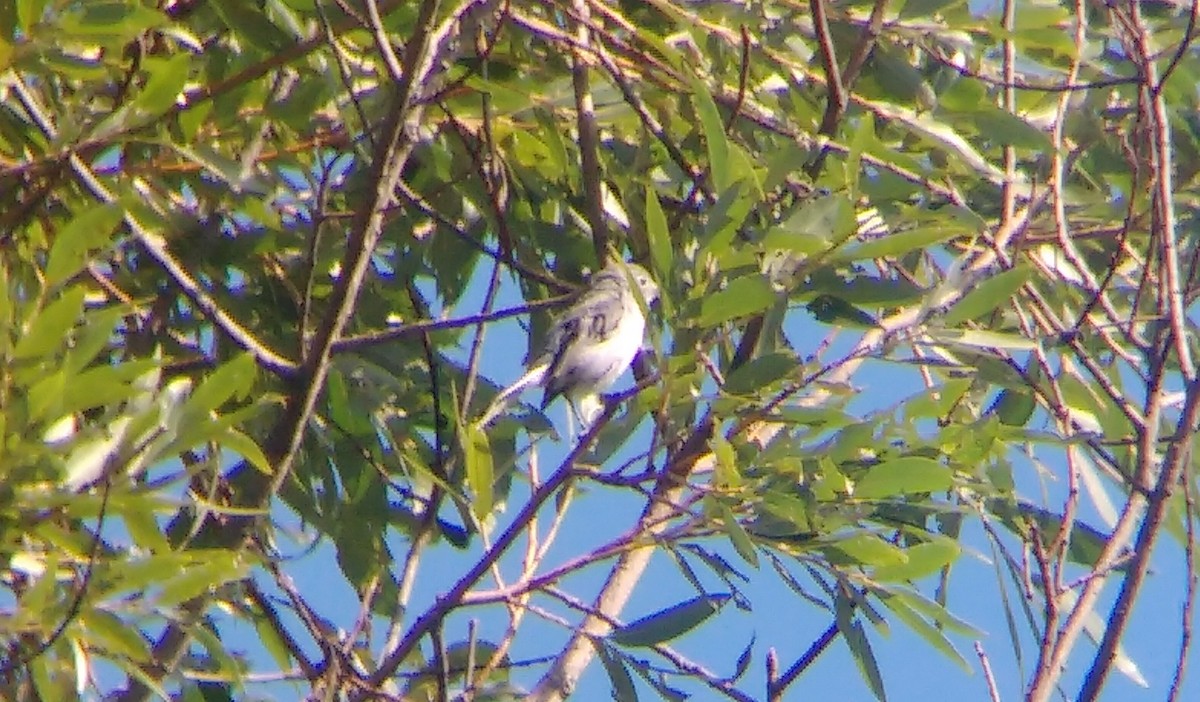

{"left": 477, "top": 261, "right": 660, "bottom": 434}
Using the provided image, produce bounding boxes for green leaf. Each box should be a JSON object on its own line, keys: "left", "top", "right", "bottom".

{"left": 942, "top": 266, "right": 1030, "bottom": 326}
{"left": 191, "top": 625, "right": 245, "bottom": 687}
{"left": 827, "top": 532, "right": 908, "bottom": 567}
{"left": 716, "top": 500, "right": 758, "bottom": 568}
{"left": 990, "top": 388, "right": 1037, "bottom": 427}
{"left": 645, "top": 189, "right": 672, "bottom": 283}
{"left": 690, "top": 76, "right": 729, "bottom": 191}
{"left": 901, "top": 378, "right": 973, "bottom": 421}
{"left": 254, "top": 606, "right": 296, "bottom": 674}
{"left": 724, "top": 352, "right": 797, "bottom": 395}
{"left": 710, "top": 435, "right": 740, "bottom": 488}
{"left": 832, "top": 224, "right": 964, "bottom": 262}
{"left": 610, "top": 594, "right": 731, "bottom": 647}
{"left": 185, "top": 353, "right": 257, "bottom": 415}
{"left": 877, "top": 590, "right": 971, "bottom": 672}
{"left": 969, "top": 107, "right": 1052, "bottom": 150}
{"left": 900, "top": 0, "right": 966, "bottom": 19}
{"left": 698, "top": 275, "right": 775, "bottom": 327}
{"left": 28, "top": 370, "right": 66, "bottom": 422}
{"left": 888, "top": 586, "right": 982, "bottom": 637}
{"left": 772, "top": 194, "right": 856, "bottom": 251}
{"left": 463, "top": 423, "right": 494, "bottom": 517}
{"left": 846, "top": 114, "right": 876, "bottom": 195}
{"left": 871, "top": 46, "right": 936, "bottom": 110}
{"left": 16, "top": 0, "right": 48, "bottom": 33}
{"left": 700, "top": 180, "right": 754, "bottom": 256}
{"left": 81, "top": 609, "right": 150, "bottom": 661}
{"left": 61, "top": 359, "right": 161, "bottom": 416}
{"left": 872, "top": 538, "right": 961, "bottom": 582}
{"left": 928, "top": 328, "right": 1037, "bottom": 351}
{"left": 843, "top": 617, "right": 887, "bottom": 701}
{"left": 14, "top": 287, "right": 86, "bottom": 360}
{"left": 597, "top": 643, "right": 639, "bottom": 702}
{"left": 132, "top": 53, "right": 191, "bottom": 117}
{"left": 58, "top": 2, "right": 165, "bottom": 41}
{"left": 65, "top": 305, "right": 125, "bottom": 374}
{"left": 45, "top": 204, "right": 122, "bottom": 286}
{"left": 220, "top": 428, "right": 273, "bottom": 475}
{"left": 758, "top": 491, "right": 812, "bottom": 533}
{"left": 807, "top": 295, "right": 877, "bottom": 327}
{"left": 122, "top": 501, "right": 171, "bottom": 554}
{"left": 155, "top": 553, "right": 249, "bottom": 607}
{"left": 855, "top": 456, "right": 954, "bottom": 499}
{"left": 209, "top": 0, "right": 291, "bottom": 53}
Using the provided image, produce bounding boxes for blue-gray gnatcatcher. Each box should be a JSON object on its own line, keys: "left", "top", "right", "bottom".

{"left": 478, "top": 261, "right": 660, "bottom": 430}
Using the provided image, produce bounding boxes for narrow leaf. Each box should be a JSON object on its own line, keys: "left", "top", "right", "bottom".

{"left": 611, "top": 594, "right": 731, "bottom": 647}
{"left": 855, "top": 456, "right": 953, "bottom": 499}
{"left": 877, "top": 591, "right": 971, "bottom": 672}
{"left": 597, "top": 643, "right": 639, "bottom": 702}
{"left": 716, "top": 501, "right": 759, "bottom": 568}
{"left": 645, "top": 189, "right": 672, "bottom": 283}
{"left": 833, "top": 224, "right": 963, "bottom": 262}
{"left": 15, "top": 287, "right": 86, "bottom": 360}
{"left": 844, "top": 618, "right": 888, "bottom": 701}
{"left": 942, "top": 266, "right": 1030, "bottom": 326}
{"left": 827, "top": 532, "right": 908, "bottom": 568}
{"left": 45, "top": 204, "right": 122, "bottom": 286}
{"left": 463, "top": 424, "right": 494, "bottom": 517}
{"left": 872, "top": 538, "right": 961, "bottom": 582}
{"left": 185, "top": 353, "right": 257, "bottom": 415}
{"left": 690, "top": 76, "right": 729, "bottom": 191}
{"left": 929, "top": 328, "right": 1037, "bottom": 350}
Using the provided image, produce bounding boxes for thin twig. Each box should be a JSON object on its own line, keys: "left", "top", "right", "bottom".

{"left": 569, "top": 0, "right": 609, "bottom": 262}
{"left": 1168, "top": 475, "right": 1197, "bottom": 702}
{"left": 976, "top": 641, "right": 1002, "bottom": 702}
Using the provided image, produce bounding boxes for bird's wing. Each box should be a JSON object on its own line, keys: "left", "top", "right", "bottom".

{"left": 540, "top": 313, "right": 583, "bottom": 406}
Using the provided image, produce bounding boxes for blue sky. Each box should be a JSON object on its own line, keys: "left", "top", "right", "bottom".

{"left": 214, "top": 265, "right": 1200, "bottom": 701}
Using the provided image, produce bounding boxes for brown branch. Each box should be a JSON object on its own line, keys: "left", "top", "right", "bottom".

{"left": 8, "top": 78, "right": 301, "bottom": 377}
{"left": 976, "top": 641, "right": 1001, "bottom": 702}
{"left": 1001, "top": 0, "right": 1017, "bottom": 223}
{"left": 804, "top": 0, "right": 847, "bottom": 180}
{"left": 1168, "top": 474, "right": 1197, "bottom": 702}
{"left": 568, "top": 0, "right": 610, "bottom": 262}
{"left": 768, "top": 621, "right": 838, "bottom": 698}
{"left": 112, "top": 0, "right": 485, "bottom": 697}
{"left": 1077, "top": 376, "right": 1200, "bottom": 699}
{"left": 357, "top": 381, "right": 650, "bottom": 698}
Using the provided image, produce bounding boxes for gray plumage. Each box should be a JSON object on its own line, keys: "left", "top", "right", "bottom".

{"left": 478, "top": 262, "right": 659, "bottom": 429}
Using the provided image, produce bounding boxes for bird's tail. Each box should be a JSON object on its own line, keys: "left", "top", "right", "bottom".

{"left": 476, "top": 362, "right": 550, "bottom": 426}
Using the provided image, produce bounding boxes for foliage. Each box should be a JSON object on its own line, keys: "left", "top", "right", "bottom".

{"left": 1, "top": 0, "right": 1198, "bottom": 700}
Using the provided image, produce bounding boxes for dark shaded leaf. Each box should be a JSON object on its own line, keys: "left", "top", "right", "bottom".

{"left": 597, "top": 643, "right": 639, "bottom": 702}
{"left": 611, "top": 593, "right": 732, "bottom": 647}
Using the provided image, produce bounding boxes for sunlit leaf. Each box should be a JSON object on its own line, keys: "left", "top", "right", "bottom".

{"left": 942, "top": 266, "right": 1031, "bottom": 326}
{"left": 45, "top": 204, "right": 122, "bottom": 286}
{"left": 855, "top": 456, "right": 954, "bottom": 499}
{"left": 14, "top": 287, "right": 86, "bottom": 360}
{"left": 463, "top": 423, "right": 494, "bottom": 517}
{"left": 698, "top": 275, "right": 776, "bottom": 326}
